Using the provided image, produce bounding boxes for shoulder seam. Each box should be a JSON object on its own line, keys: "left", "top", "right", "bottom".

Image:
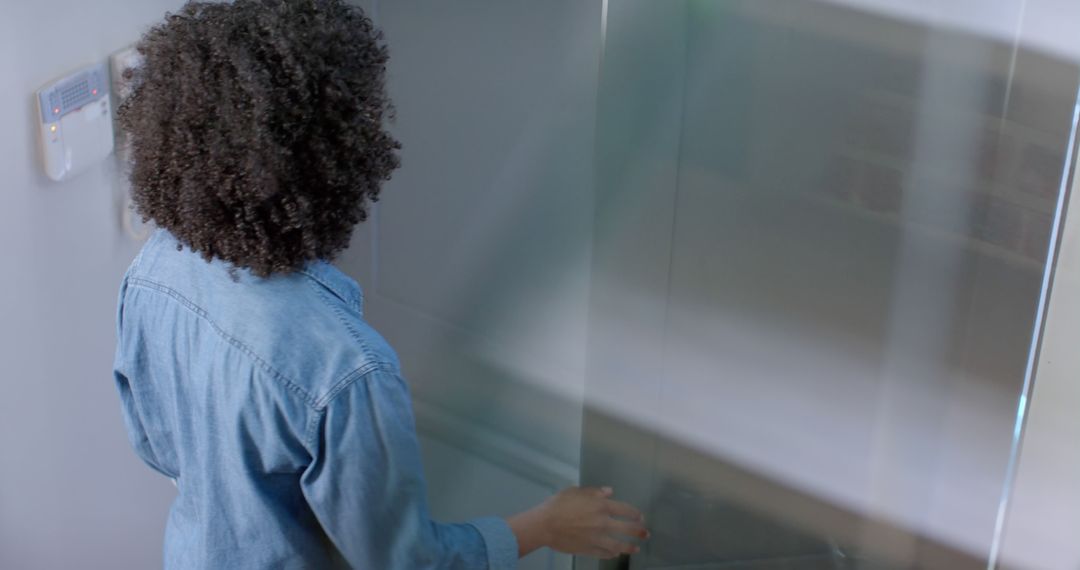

{"left": 298, "top": 268, "right": 357, "bottom": 311}
{"left": 304, "top": 362, "right": 399, "bottom": 450}
{"left": 126, "top": 276, "right": 321, "bottom": 410}
{"left": 306, "top": 278, "right": 395, "bottom": 371}
{"left": 315, "top": 361, "right": 384, "bottom": 409}
{"left": 308, "top": 280, "right": 401, "bottom": 397}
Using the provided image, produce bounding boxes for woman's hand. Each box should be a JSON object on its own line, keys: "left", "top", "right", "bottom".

{"left": 507, "top": 486, "right": 649, "bottom": 559}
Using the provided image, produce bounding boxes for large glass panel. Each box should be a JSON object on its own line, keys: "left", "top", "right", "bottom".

{"left": 581, "top": 1, "right": 1080, "bottom": 569}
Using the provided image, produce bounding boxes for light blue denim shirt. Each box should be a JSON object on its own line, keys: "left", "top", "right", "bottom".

{"left": 113, "top": 229, "right": 518, "bottom": 569}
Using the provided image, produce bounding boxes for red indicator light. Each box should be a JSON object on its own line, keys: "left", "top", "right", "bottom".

{"left": 92, "top": 89, "right": 98, "bottom": 95}
{"left": 53, "top": 107, "right": 60, "bottom": 114}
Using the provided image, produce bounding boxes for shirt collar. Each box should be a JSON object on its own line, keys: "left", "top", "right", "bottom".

{"left": 299, "top": 260, "right": 364, "bottom": 315}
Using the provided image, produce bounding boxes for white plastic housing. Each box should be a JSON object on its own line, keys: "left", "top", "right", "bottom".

{"left": 36, "top": 63, "right": 115, "bottom": 182}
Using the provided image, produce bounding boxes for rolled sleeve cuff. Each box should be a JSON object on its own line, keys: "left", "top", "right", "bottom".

{"left": 468, "top": 516, "right": 518, "bottom": 570}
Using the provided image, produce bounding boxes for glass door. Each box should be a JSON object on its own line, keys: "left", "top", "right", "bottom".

{"left": 580, "top": 1, "right": 1080, "bottom": 569}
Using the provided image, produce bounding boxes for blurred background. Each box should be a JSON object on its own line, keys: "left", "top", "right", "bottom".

{"left": 2, "top": 1, "right": 1080, "bottom": 568}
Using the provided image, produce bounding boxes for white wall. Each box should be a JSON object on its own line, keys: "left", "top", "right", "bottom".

{"left": 0, "top": 1, "right": 186, "bottom": 568}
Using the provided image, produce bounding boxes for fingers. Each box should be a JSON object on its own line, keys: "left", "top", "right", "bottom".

{"left": 607, "top": 517, "right": 649, "bottom": 540}
{"left": 606, "top": 499, "right": 644, "bottom": 521}
{"left": 587, "top": 485, "right": 613, "bottom": 498}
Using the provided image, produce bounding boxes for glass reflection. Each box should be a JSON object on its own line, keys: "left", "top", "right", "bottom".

{"left": 582, "top": 1, "right": 1079, "bottom": 569}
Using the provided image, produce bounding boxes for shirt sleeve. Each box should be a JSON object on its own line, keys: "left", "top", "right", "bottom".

{"left": 301, "top": 367, "right": 518, "bottom": 570}
{"left": 113, "top": 276, "right": 173, "bottom": 480}
{"left": 114, "top": 368, "right": 173, "bottom": 478}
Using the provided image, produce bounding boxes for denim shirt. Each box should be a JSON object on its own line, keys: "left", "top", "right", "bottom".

{"left": 113, "top": 230, "right": 518, "bottom": 569}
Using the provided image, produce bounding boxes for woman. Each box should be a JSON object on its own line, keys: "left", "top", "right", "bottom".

{"left": 112, "top": 1, "right": 647, "bottom": 568}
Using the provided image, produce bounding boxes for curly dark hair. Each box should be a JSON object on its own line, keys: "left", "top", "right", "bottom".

{"left": 118, "top": 0, "right": 400, "bottom": 276}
